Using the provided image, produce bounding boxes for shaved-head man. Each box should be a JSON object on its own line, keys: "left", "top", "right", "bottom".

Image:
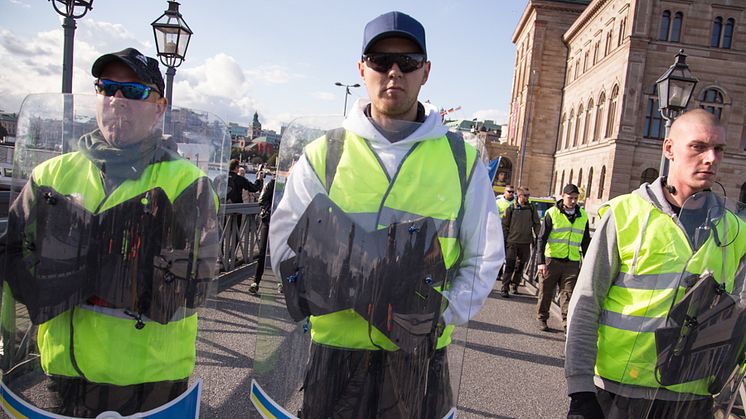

{"left": 565, "top": 108, "right": 746, "bottom": 418}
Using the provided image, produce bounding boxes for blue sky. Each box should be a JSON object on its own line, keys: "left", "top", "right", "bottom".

{"left": 0, "top": 0, "right": 526, "bottom": 131}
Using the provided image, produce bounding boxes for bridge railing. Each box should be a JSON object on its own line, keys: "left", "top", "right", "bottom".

{"left": 218, "top": 202, "right": 262, "bottom": 273}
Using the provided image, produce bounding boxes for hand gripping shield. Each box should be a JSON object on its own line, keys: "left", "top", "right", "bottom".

{"left": 604, "top": 191, "right": 746, "bottom": 418}
{"left": 251, "top": 116, "right": 480, "bottom": 419}
{"left": 0, "top": 93, "right": 232, "bottom": 418}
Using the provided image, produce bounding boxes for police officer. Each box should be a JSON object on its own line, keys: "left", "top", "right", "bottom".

{"left": 269, "top": 11, "right": 503, "bottom": 418}
{"left": 564, "top": 109, "right": 746, "bottom": 418}
{"left": 535, "top": 183, "right": 590, "bottom": 332}
{"left": 496, "top": 184, "right": 515, "bottom": 219}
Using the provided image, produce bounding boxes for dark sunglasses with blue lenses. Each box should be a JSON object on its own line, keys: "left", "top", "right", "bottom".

{"left": 94, "top": 79, "right": 157, "bottom": 100}
{"left": 362, "top": 53, "right": 427, "bottom": 73}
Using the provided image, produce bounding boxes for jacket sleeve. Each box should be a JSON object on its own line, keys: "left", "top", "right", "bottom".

{"left": 502, "top": 205, "right": 513, "bottom": 239}
{"left": 565, "top": 209, "right": 620, "bottom": 395}
{"left": 536, "top": 212, "right": 553, "bottom": 265}
{"left": 441, "top": 160, "right": 504, "bottom": 326}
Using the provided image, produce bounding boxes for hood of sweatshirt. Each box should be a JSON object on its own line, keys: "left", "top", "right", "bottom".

{"left": 343, "top": 98, "right": 448, "bottom": 146}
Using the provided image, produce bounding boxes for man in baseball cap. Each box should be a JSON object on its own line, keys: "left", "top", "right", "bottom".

{"left": 362, "top": 10, "right": 427, "bottom": 57}
{"left": 92, "top": 47, "right": 165, "bottom": 97}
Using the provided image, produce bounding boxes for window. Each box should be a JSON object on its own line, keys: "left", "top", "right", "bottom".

{"left": 559, "top": 113, "right": 566, "bottom": 150}
{"left": 618, "top": 16, "right": 627, "bottom": 46}
{"left": 566, "top": 109, "right": 574, "bottom": 149}
{"left": 574, "top": 105, "right": 583, "bottom": 147}
{"left": 574, "top": 59, "right": 580, "bottom": 80}
{"left": 660, "top": 10, "right": 671, "bottom": 41}
{"left": 700, "top": 88, "right": 724, "bottom": 119}
{"left": 724, "top": 18, "right": 735, "bottom": 49}
{"left": 596, "top": 92, "right": 606, "bottom": 140}
{"left": 598, "top": 166, "right": 606, "bottom": 199}
{"left": 740, "top": 183, "right": 746, "bottom": 207}
{"left": 584, "top": 99, "right": 593, "bottom": 144}
{"left": 560, "top": 171, "right": 566, "bottom": 195}
{"left": 578, "top": 168, "right": 583, "bottom": 188}
{"left": 593, "top": 41, "right": 600, "bottom": 64}
{"left": 644, "top": 97, "right": 664, "bottom": 139}
{"left": 605, "top": 31, "right": 614, "bottom": 55}
{"left": 671, "top": 12, "right": 683, "bottom": 42}
{"left": 584, "top": 50, "right": 590, "bottom": 72}
{"left": 641, "top": 168, "right": 658, "bottom": 185}
{"left": 606, "top": 85, "right": 619, "bottom": 138}
{"left": 570, "top": 169, "right": 574, "bottom": 185}
{"left": 712, "top": 17, "right": 723, "bottom": 47}
{"left": 587, "top": 167, "right": 594, "bottom": 199}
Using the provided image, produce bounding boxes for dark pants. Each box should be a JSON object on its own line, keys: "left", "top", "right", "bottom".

{"left": 596, "top": 388, "right": 714, "bottom": 419}
{"left": 254, "top": 220, "right": 270, "bottom": 284}
{"left": 501, "top": 243, "right": 531, "bottom": 292}
{"left": 301, "top": 344, "right": 452, "bottom": 419}
{"left": 536, "top": 257, "right": 579, "bottom": 327}
{"left": 48, "top": 376, "right": 188, "bottom": 417}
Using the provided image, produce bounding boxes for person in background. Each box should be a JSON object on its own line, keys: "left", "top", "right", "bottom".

{"left": 248, "top": 171, "right": 276, "bottom": 295}
{"left": 535, "top": 183, "right": 590, "bottom": 332}
{"left": 227, "top": 159, "right": 262, "bottom": 204}
{"left": 496, "top": 184, "right": 515, "bottom": 219}
{"left": 500, "top": 186, "right": 540, "bottom": 297}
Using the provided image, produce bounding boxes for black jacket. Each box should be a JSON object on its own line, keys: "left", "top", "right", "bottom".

{"left": 227, "top": 171, "right": 262, "bottom": 204}
{"left": 502, "top": 202, "right": 540, "bottom": 245}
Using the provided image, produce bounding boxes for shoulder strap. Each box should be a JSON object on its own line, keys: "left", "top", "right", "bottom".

{"left": 324, "top": 127, "right": 346, "bottom": 193}
{"left": 445, "top": 131, "right": 467, "bottom": 202}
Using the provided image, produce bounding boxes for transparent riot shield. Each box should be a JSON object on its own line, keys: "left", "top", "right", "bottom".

{"left": 251, "top": 116, "right": 488, "bottom": 419}
{"left": 0, "top": 93, "right": 230, "bottom": 418}
{"left": 601, "top": 191, "right": 746, "bottom": 418}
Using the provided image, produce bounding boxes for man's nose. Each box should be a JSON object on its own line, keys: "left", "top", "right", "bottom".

{"left": 388, "top": 63, "right": 403, "bottom": 78}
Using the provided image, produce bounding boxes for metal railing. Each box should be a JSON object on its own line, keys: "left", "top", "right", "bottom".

{"left": 218, "top": 202, "right": 262, "bottom": 273}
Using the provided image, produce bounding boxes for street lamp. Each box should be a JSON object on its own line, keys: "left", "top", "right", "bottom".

{"left": 151, "top": 0, "right": 193, "bottom": 108}
{"left": 334, "top": 82, "right": 360, "bottom": 117}
{"left": 656, "top": 49, "right": 698, "bottom": 176}
{"left": 48, "top": 0, "right": 94, "bottom": 93}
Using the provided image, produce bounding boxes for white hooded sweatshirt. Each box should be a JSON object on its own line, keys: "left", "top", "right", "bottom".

{"left": 269, "top": 98, "right": 504, "bottom": 326}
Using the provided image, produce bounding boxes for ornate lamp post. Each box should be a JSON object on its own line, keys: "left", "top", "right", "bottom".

{"left": 334, "top": 82, "right": 360, "bottom": 117}
{"left": 151, "top": 0, "right": 193, "bottom": 108}
{"left": 656, "top": 49, "right": 698, "bottom": 176}
{"left": 49, "top": 0, "right": 94, "bottom": 93}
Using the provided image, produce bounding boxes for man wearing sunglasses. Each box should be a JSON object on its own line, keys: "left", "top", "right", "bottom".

{"left": 3, "top": 48, "right": 219, "bottom": 416}
{"left": 270, "top": 11, "right": 503, "bottom": 419}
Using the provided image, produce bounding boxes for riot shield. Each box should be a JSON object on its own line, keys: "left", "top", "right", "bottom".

{"left": 0, "top": 93, "right": 231, "bottom": 418}
{"left": 601, "top": 191, "right": 746, "bottom": 418}
{"left": 251, "top": 116, "right": 487, "bottom": 418}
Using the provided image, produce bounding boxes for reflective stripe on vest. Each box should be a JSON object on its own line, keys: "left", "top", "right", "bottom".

{"left": 304, "top": 130, "right": 477, "bottom": 351}
{"left": 32, "top": 151, "right": 212, "bottom": 385}
{"left": 595, "top": 193, "right": 746, "bottom": 395}
{"left": 544, "top": 206, "right": 587, "bottom": 261}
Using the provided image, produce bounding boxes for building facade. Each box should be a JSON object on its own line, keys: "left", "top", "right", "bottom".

{"left": 510, "top": 0, "right": 746, "bottom": 224}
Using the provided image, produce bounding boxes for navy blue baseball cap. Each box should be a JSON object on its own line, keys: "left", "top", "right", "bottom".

{"left": 362, "top": 11, "right": 427, "bottom": 57}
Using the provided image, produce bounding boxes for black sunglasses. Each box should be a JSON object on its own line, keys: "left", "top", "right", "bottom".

{"left": 94, "top": 79, "right": 157, "bottom": 101}
{"left": 362, "top": 53, "right": 427, "bottom": 73}
{"left": 505, "top": 190, "right": 515, "bottom": 193}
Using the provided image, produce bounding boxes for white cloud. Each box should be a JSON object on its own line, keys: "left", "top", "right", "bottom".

{"left": 473, "top": 108, "right": 509, "bottom": 124}
{"left": 312, "top": 91, "right": 335, "bottom": 101}
{"left": 8, "top": 0, "right": 30, "bottom": 7}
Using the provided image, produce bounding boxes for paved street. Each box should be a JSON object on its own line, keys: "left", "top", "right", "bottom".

{"left": 194, "top": 263, "right": 569, "bottom": 418}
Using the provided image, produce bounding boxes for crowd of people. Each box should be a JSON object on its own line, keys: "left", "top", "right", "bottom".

{"left": 1, "top": 8, "right": 743, "bottom": 419}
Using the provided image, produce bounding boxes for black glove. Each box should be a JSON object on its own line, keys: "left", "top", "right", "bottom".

{"left": 567, "top": 392, "right": 604, "bottom": 419}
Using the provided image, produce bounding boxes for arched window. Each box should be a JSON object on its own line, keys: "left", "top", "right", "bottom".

{"left": 584, "top": 99, "right": 594, "bottom": 144}
{"left": 559, "top": 113, "right": 566, "bottom": 150}
{"left": 578, "top": 168, "right": 583, "bottom": 188}
{"left": 569, "top": 169, "right": 574, "bottom": 186}
{"left": 566, "top": 109, "right": 575, "bottom": 149}
{"left": 700, "top": 88, "right": 724, "bottom": 119}
{"left": 574, "top": 104, "right": 584, "bottom": 147}
{"left": 660, "top": 10, "right": 671, "bottom": 41}
{"left": 605, "top": 31, "right": 614, "bottom": 55}
{"left": 598, "top": 166, "right": 606, "bottom": 199}
{"left": 555, "top": 171, "right": 559, "bottom": 195}
{"left": 618, "top": 17, "right": 627, "bottom": 46}
{"left": 587, "top": 167, "right": 594, "bottom": 199}
{"left": 596, "top": 92, "right": 606, "bottom": 140}
{"left": 712, "top": 17, "right": 723, "bottom": 47}
{"left": 593, "top": 41, "right": 600, "bottom": 64}
{"left": 606, "top": 85, "right": 619, "bottom": 138}
{"left": 560, "top": 170, "right": 566, "bottom": 194}
{"left": 724, "top": 18, "right": 735, "bottom": 49}
{"left": 671, "top": 12, "right": 683, "bottom": 42}
{"left": 641, "top": 168, "right": 658, "bottom": 185}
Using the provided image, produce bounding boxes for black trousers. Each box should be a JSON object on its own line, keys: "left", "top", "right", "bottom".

{"left": 48, "top": 376, "right": 188, "bottom": 417}
{"left": 301, "top": 344, "right": 452, "bottom": 419}
{"left": 501, "top": 243, "right": 531, "bottom": 292}
{"left": 254, "top": 220, "right": 270, "bottom": 284}
{"left": 596, "top": 387, "right": 714, "bottom": 419}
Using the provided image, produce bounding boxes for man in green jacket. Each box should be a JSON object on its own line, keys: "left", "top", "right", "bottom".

{"left": 3, "top": 48, "right": 219, "bottom": 417}
{"left": 565, "top": 109, "right": 746, "bottom": 418}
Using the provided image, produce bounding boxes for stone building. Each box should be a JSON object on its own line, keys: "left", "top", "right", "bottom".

{"left": 508, "top": 0, "right": 746, "bottom": 224}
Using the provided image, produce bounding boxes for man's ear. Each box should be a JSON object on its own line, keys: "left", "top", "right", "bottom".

{"left": 663, "top": 137, "right": 674, "bottom": 161}
{"left": 358, "top": 61, "right": 366, "bottom": 81}
{"left": 421, "top": 61, "right": 431, "bottom": 86}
